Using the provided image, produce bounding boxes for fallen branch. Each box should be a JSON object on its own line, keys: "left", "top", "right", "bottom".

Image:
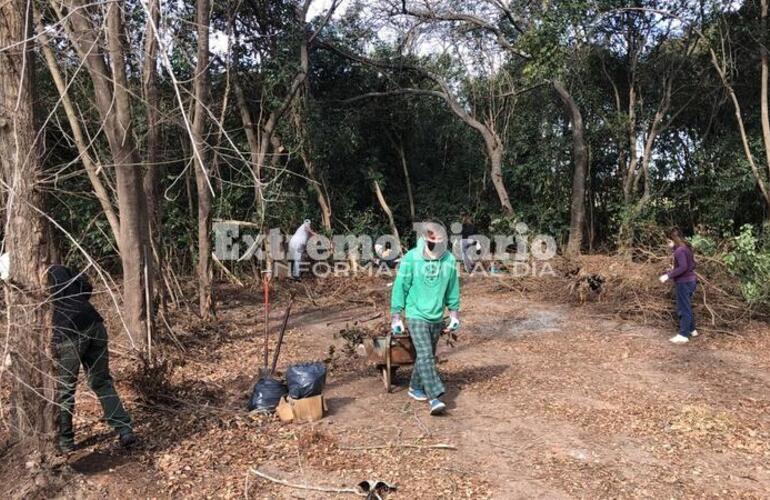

{"left": 340, "top": 443, "right": 456, "bottom": 451}
{"left": 213, "top": 218, "right": 262, "bottom": 228}
{"left": 249, "top": 468, "right": 362, "bottom": 496}
{"left": 212, "top": 252, "right": 244, "bottom": 287}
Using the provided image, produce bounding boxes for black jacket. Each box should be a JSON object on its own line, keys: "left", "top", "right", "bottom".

{"left": 48, "top": 265, "right": 103, "bottom": 339}
{"left": 461, "top": 223, "right": 477, "bottom": 240}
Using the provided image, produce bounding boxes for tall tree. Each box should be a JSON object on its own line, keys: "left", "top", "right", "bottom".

{"left": 142, "top": 0, "right": 164, "bottom": 309}
{"left": 554, "top": 80, "right": 588, "bottom": 257}
{"left": 192, "top": 0, "right": 214, "bottom": 319}
{"left": 51, "top": 0, "right": 154, "bottom": 353}
{"left": 0, "top": 0, "right": 56, "bottom": 450}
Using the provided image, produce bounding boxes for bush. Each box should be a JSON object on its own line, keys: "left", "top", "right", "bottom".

{"left": 688, "top": 234, "right": 717, "bottom": 256}
{"left": 723, "top": 224, "right": 770, "bottom": 306}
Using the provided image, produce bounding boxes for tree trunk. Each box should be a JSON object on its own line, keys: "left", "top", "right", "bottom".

{"left": 295, "top": 28, "right": 332, "bottom": 231}
{"left": 486, "top": 139, "right": 514, "bottom": 216}
{"left": 0, "top": 0, "right": 56, "bottom": 451}
{"left": 554, "top": 80, "right": 588, "bottom": 257}
{"left": 436, "top": 77, "right": 514, "bottom": 216}
{"left": 760, "top": 0, "right": 770, "bottom": 196}
{"left": 372, "top": 176, "right": 401, "bottom": 251}
{"left": 700, "top": 19, "right": 770, "bottom": 212}
{"left": 37, "top": 23, "right": 121, "bottom": 239}
{"left": 142, "top": 0, "right": 164, "bottom": 309}
{"left": 393, "top": 140, "right": 415, "bottom": 221}
{"left": 192, "top": 0, "right": 214, "bottom": 320}
{"left": 57, "top": 0, "right": 154, "bottom": 352}
{"left": 303, "top": 154, "right": 333, "bottom": 231}
{"left": 105, "top": 2, "right": 154, "bottom": 352}
{"left": 232, "top": 72, "right": 269, "bottom": 226}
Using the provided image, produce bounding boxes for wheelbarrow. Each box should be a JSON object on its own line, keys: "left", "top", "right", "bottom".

{"left": 363, "top": 332, "right": 416, "bottom": 393}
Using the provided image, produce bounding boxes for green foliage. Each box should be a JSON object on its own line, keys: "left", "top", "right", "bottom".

{"left": 688, "top": 234, "right": 717, "bottom": 257}
{"left": 723, "top": 225, "right": 770, "bottom": 305}
{"left": 31, "top": 0, "right": 770, "bottom": 288}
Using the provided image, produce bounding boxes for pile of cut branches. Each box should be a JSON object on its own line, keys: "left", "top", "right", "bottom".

{"left": 560, "top": 254, "right": 755, "bottom": 333}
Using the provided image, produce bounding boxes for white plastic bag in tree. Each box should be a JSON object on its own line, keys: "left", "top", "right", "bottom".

{"left": 0, "top": 253, "right": 10, "bottom": 281}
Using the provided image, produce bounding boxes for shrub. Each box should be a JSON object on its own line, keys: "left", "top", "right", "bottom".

{"left": 723, "top": 224, "right": 770, "bottom": 306}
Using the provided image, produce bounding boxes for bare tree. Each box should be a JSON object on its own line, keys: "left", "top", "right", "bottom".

{"left": 371, "top": 171, "right": 402, "bottom": 247}
{"left": 142, "top": 0, "right": 164, "bottom": 309}
{"left": 327, "top": 43, "right": 517, "bottom": 216}
{"left": 51, "top": 0, "right": 153, "bottom": 352}
{"left": 597, "top": 8, "right": 701, "bottom": 248}
{"left": 759, "top": 0, "right": 770, "bottom": 209}
{"left": 388, "top": 1, "right": 595, "bottom": 252}
{"left": 232, "top": 0, "right": 340, "bottom": 227}
{"left": 292, "top": 17, "right": 334, "bottom": 231}
{"left": 388, "top": 134, "right": 415, "bottom": 221}
{"left": 0, "top": 0, "right": 56, "bottom": 450}
{"left": 192, "top": 0, "right": 214, "bottom": 319}
{"left": 36, "top": 18, "right": 121, "bottom": 239}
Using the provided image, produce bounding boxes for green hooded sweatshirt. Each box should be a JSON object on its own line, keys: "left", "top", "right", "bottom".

{"left": 390, "top": 238, "right": 460, "bottom": 322}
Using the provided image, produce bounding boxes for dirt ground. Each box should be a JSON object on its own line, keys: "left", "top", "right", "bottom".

{"left": 2, "top": 273, "right": 770, "bottom": 499}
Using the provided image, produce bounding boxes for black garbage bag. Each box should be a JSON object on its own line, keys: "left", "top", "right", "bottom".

{"left": 247, "top": 377, "right": 287, "bottom": 412}
{"left": 286, "top": 362, "right": 327, "bottom": 399}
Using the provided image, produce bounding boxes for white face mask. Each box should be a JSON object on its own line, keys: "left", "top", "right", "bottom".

{"left": 666, "top": 240, "right": 675, "bottom": 249}
{"left": 0, "top": 253, "right": 10, "bottom": 281}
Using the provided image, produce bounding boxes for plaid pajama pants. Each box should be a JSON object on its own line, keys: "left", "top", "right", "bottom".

{"left": 407, "top": 319, "right": 445, "bottom": 400}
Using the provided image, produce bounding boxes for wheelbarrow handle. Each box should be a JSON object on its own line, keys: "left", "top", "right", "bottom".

{"left": 385, "top": 332, "right": 392, "bottom": 393}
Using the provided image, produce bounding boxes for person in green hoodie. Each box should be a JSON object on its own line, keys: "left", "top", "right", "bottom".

{"left": 390, "top": 223, "right": 460, "bottom": 415}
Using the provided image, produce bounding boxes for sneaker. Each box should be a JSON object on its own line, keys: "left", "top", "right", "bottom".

{"left": 119, "top": 432, "right": 138, "bottom": 448}
{"left": 429, "top": 399, "right": 446, "bottom": 415}
{"left": 408, "top": 387, "right": 428, "bottom": 401}
{"left": 669, "top": 334, "right": 689, "bottom": 344}
{"left": 691, "top": 329, "right": 699, "bottom": 337}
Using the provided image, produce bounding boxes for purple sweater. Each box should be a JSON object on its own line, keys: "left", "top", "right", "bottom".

{"left": 667, "top": 245, "right": 697, "bottom": 283}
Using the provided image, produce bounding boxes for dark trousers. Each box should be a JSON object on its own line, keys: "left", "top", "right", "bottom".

{"left": 675, "top": 281, "right": 697, "bottom": 337}
{"left": 55, "top": 322, "right": 132, "bottom": 447}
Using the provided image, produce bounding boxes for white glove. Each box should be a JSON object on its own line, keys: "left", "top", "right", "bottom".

{"left": 0, "top": 253, "right": 10, "bottom": 281}
{"left": 447, "top": 311, "right": 460, "bottom": 331}
{"left": 391, "top": 313, "right": 404, "bottom": 334}
{"left": 658, "top": 274, "right": 669, "bottom": 283}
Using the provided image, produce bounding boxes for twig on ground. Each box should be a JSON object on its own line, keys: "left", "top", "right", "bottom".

{"left": 401, "top": 401, "right": 432, "bottom": 438}
{"left": 340, "top": 443, "right": 456, "bottom": 451}
{"left": 701, "top": 327, "right": 742, "bottom": 337}
{"left": 249, "top": 468, "right": 362, "bottom": 495}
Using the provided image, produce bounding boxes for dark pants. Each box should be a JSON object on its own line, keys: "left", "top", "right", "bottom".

{"left": 460, "top": 239, "right": 475, "bottom": 273}
{"left": 55, "top": 322, "right": 132, "bottom": 448}
{"left": 675, "top": 281, "right": 697, "bottom": 337}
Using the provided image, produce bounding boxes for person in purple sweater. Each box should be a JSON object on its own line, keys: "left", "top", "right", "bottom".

{"left": 658, "top": 228, "right": 698, "bottom": 344}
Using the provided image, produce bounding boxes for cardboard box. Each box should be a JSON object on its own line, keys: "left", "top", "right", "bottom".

{"left": 276, "top": 395, "right": 326, "bottom": 423}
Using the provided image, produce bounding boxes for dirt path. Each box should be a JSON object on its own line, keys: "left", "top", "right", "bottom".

{"left": 307, "top": 278, "right": 770, "bottom": 498}
{"left": 3, "top": 276, "right": 770, "bottom": 498}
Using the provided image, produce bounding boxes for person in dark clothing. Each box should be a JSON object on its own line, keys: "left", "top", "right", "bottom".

{"left": 459, "top": 216, "right": 478, "bottom": 273}
{"left": 48, "top": 265, "right": 136, "bottom": 452}
{"left": 658, "top": 229, "right": 698, "bottom": 344}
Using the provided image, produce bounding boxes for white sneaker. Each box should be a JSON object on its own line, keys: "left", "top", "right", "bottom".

{"left": 669, "top": 334, "right": 689, "bottom": 344}
{"left": 690, "top": 329, "right": 699, "bottom": 337}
